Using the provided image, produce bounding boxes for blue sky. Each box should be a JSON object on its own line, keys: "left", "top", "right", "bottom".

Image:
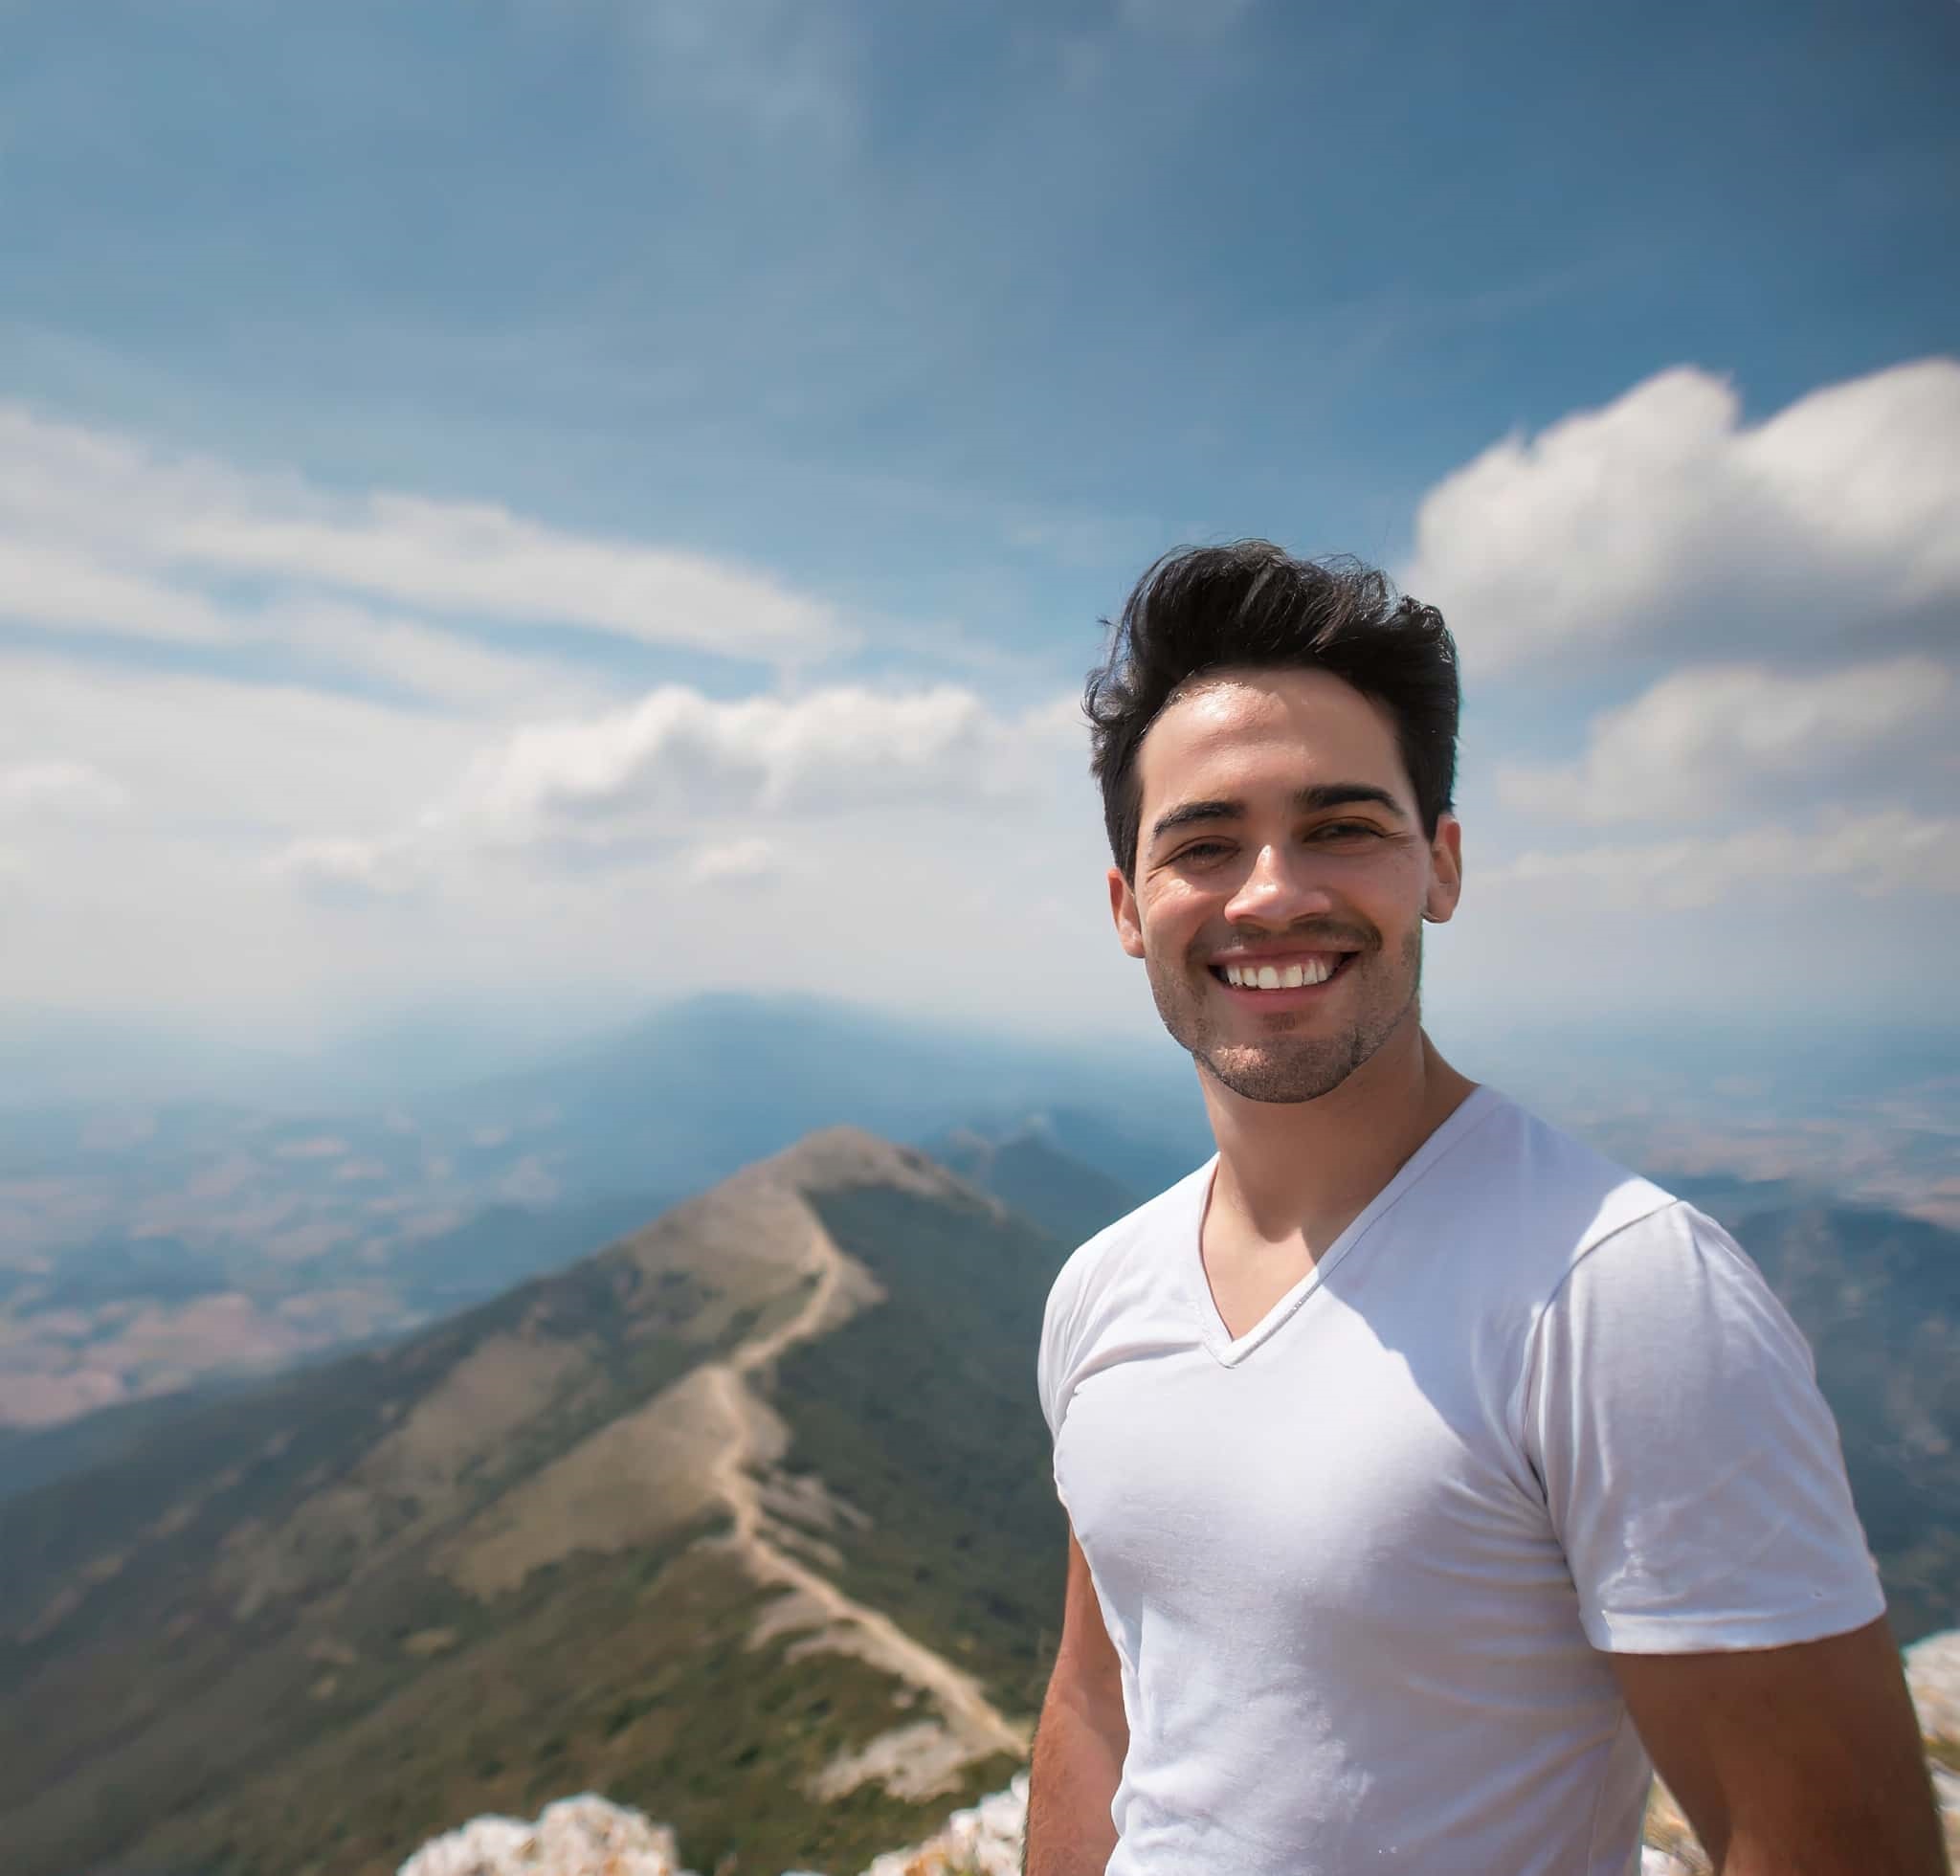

{"left": 1, "top": 0, "right": 1956, "bottom": 1056}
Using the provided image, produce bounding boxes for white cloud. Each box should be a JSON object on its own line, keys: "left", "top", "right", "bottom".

{"left": 1498, "top": 656, "right": 1952, "bottom": 823}
{"left": 429, "top": 681, "right": 1074, "bottom": 856}
{"left": 0, "top": 653, "right": 485, "bottom": 842}
{"left": 1402, "top": 358, "right": 1960, "bottom": 671}
{"left": 0, "top": 538, "right": 240, "bottom": 644}
{"left": 1486, "top": 808, "right": 1960, "bottom": 909}
{"left": 0, "top": 760, "right": 127, "bottom": 818}
{"left": 0, "top": 403, "right": 851, "bottom": 669}
{"left": 684, "top": 836, "right": 777, "bottom": 882}
{"left": 251, "top": 680, "right": 1080, "bottom": 898}
{"left": 268, "top": 836, "right": 420, "bottom": 899}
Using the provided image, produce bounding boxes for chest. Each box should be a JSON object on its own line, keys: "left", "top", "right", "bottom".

{"left": 1199, "top": 1234, "right": 1321, "bottom": 1343}
{"left": 1056, "top": 1302, "right": 1551, "bottom": 1640}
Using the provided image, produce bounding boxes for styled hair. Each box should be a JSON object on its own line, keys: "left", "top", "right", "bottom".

{"left": 1086, "top": 539, "right": 1459, "bottom": 879}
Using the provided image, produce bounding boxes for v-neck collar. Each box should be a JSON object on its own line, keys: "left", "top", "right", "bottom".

{"left": 1186, "top": 1084, "right": 1502, "bottom": 1368}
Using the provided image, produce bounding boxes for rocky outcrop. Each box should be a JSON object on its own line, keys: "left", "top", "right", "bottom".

{"left": 399, "top": 1796, "right": 689, "bottom": 1876}
{"left": 858, "top": 1774, "right": 1027, "bottom": 1876}
{"left": 1908, "top": 1628, "right": 1960, "bottom": 1868}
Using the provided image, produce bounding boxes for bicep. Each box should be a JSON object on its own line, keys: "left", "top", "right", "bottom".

{"left": 1049, "top": 1525, "right": 1125, "bottom": 1726}
{"left": 1611, "top": 1616, "right": 1945, "bottom": 1873}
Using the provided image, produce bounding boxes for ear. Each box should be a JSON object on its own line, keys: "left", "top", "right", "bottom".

{"left": 1108, "top": 866, "right": 1147, "bottom": 958}
{"left": 1423, "top": 813, "right": 1463, "bottom": 925}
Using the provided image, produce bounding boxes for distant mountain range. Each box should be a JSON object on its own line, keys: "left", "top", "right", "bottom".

{"left": 1, "top": 1117, "right": 1955, "bottom": 1876}
{"left": 7, "top": 991, "right": 1952, "bottom": 1456}
{"left": 0, "top": 994, "right": 1207, "bottom": 1444}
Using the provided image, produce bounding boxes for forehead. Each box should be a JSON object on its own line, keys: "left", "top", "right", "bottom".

{"left": 1134, "top": 667, "right": 1411, "bottom": 815}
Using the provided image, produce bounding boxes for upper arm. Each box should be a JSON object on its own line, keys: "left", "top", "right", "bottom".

{"left": 1611, "top": 1616, "right": 1946, "bottom": 1873}
{"left": 1526, "top": 1202, "right": 1883, "bottom": 1655}
{"left": 1049, "top": 1525, "right": 1126, "bottom": 1731}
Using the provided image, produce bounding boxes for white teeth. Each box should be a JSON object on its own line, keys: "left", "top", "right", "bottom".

{"left": 1220, "top": 956, "right": 1343, "bottom": 989}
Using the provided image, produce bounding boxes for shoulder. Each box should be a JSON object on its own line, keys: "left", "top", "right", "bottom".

{"left": 1450, "top": 1088, "right": 1682, "bottom": 1276}
{"left": 1037, "top": 1156, "right": 1214, "bottom": 1436}
{"left": 1043, "top": 1157, "right": 1212, "bottom": 1332}
{"left": 1466, "top": 1096, "right": 1795, "bottom": 1338}
{"left": 1392, "top": 1088, "right": 1682, "bottom": 1321}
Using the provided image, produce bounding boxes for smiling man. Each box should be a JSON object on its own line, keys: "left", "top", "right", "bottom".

{"left": 1023, "top": 543, "right": 1945, "bottom": 1875}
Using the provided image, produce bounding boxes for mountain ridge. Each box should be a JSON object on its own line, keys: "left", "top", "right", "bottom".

{"left": 0, "top": 1123, "right": 1061, "bottom": 1876}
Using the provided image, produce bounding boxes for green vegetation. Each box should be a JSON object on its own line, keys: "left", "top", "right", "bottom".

{"left": 122, "top": 1532, "right": 1013, "bottom": 1876}
{"left": 0, "top": 1142, "right": 1102, "bottom": 1876}
{"left": 928, "top": 1128, "right": 1141, "bottom": 1253}
{"left": 773, "top": 1184, "right": 1076, "bottom": 1719}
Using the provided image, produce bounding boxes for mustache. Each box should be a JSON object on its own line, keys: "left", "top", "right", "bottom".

{"left": 1201, "top": 920, "right": 1382, "bottom": 958}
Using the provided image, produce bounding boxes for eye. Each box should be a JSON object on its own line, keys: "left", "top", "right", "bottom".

{"left": 1309, "top": 820, "right": 1380, "bottom": 841}
{"left": 1173, "top": 840, "right": 1235, "bottom": 863}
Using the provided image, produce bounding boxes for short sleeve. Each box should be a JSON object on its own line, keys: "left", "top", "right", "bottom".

{"left": 1036, "top": 1253, "right": 1080, "bottom": 1443}
{"left": 1523, "top": 1200, "right": 1884, "bottom": 1654}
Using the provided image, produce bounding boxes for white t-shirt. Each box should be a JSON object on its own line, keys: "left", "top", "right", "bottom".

{"left": 1037, "top": 1085, "right": 1883, "bottom": 1876}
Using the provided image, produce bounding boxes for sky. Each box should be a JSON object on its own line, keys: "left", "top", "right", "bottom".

{"left": 1, "top": 0, "right": 1956, "bottom": 1070}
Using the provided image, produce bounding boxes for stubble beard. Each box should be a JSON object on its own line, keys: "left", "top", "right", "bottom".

{"left": 1145, "top": 923, "right": 1424, "bottom": 1106}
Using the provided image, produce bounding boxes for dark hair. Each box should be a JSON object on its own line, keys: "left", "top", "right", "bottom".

{"left": 1086, "top": 540, "right": 1459, "bottom": 879}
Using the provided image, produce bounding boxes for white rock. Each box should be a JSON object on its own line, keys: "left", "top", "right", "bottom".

{"left": 1906, "top": 1628, "right": 1960, "bottom": 1750}
{"left": 398, "top": 1793, "right": 692, "bottom": 1876}
{"left": 1641, "top": 1849, "right": 1693, "bottom": 1876}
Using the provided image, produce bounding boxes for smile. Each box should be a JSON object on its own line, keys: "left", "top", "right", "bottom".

{"left": 1209, "top": 952, "right": 1351, "bottom": 991}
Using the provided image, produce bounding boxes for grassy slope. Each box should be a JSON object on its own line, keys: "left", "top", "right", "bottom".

{"left": 0, "top": 1149, "right": 1082, "bottom": 1876}
{"left": 771, "top": 1183, "right": 1076, "bottom": 1722}
{"left": 131, "top": 1532, "right": 1016, "bottom": 1876}
{"left": 927, "top": 1130, "right": 1142, "bottom": 1256}
{"left": 0, "top": 1231, "right": 770, "bottom": 1876}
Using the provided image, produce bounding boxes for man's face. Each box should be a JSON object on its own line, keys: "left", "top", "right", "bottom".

{"left": 1108, "top": 667, "right": 1462, "bottom": 1105}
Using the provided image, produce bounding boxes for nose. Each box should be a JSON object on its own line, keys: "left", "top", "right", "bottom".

{"left": 1222, "top": 839, "right": 1336, "bottom": 929}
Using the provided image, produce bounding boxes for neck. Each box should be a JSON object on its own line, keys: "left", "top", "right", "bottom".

{"left": 1199, "top": 1014, "right": 1478, "bottom": 1247}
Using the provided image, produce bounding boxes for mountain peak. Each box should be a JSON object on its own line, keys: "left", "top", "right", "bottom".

{"left": 757, "top": 1126, "right": 982, "bottom": 1205}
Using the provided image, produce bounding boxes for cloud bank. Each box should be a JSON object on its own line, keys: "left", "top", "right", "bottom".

{"left": 1498, "top": 656, "right": 1951, "bottom": 823}
{"left": 0, "top": 404, "right": 851, "bottom": 683}
{"left": 276, "top": 681, "right": 1079, "bottom": 884}
{"left": 1403, "top": 358, "right": 1960, "bottom": 672}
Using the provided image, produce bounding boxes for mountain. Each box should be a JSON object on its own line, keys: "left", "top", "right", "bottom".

{"left": 0, "top": 1174, "right": 671, "bottom": 1468}
{"left": 0, "top": 1129, "right": 1076, "bottom": 1876}
{"left": 0, "top": 994, "right": 1204, "bottom": 1447}
{"left": 422, "top": 992, "right": 1205, "bottom": 1197}
{"left": 3, "top": 1120, "right": 1954, "bottom": 1876}
{"left": 925, "top": 1126, "right": 1144, "bottom": 1251}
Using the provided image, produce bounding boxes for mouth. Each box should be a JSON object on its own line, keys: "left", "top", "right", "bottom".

{"left": 1207, "top": 950, "right": 1357, "bottom": 996}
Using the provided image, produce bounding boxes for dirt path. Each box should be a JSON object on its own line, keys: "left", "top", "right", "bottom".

{"left": 702, "top": 1217, "right": 1029, "bottom": 1773}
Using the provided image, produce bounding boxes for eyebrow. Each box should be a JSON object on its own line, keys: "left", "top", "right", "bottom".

{"left": 1149, "top": 783, "right": 1408, "bottom": 846}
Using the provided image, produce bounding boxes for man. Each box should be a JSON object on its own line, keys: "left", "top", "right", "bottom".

{"left": 1025, "top": 542, "right": 1946, "bottom": 1874}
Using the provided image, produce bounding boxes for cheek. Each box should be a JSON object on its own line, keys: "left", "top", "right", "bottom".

{"left": 1341, "top": 849, "right": 1428, "bottom": 912}
{"left": 1140, "top": 879, "right": 1212, "bottom": 944}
